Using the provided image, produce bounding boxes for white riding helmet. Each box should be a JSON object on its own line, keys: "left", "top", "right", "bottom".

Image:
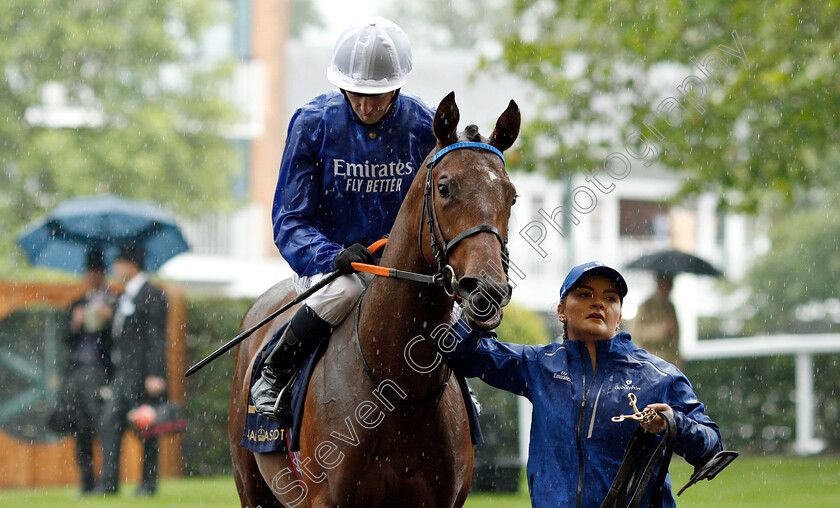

{"left": 326, "top": 17, "right": 413, "bottom": 94}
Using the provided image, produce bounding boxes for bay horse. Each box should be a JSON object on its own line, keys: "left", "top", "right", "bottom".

{"left": 228, "top": 92, "right": 520, "bottom": 507}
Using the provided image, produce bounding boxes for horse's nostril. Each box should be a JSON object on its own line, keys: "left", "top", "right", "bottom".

{"left": 458, "top": 277, "right": 480, "bottom": 296}
{"left": 459, "top": 277, "right": 511, "bottom": 303}
{"left": 499, "top": 282, "right": 513, "bottom": 306}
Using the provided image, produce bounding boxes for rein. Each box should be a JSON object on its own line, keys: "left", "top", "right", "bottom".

{"left": 601, "top": 411, "right": 677, "bottom": 508}
{"left": 352, "top": 293, "right": 453, "bottom": 406}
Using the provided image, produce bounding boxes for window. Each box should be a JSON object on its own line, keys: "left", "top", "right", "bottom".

{"left": 619, "top": 199, "right": 670, "bottom": 239}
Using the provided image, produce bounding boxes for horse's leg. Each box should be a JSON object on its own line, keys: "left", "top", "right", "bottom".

{"left": 254, "top": 451, "right": 314, "bottom": 507}
{"left": 232, "top": 447, "right": 284, "bottom": 508}
{"left": 228, "top": 279, "right": 304, "bottom": 508}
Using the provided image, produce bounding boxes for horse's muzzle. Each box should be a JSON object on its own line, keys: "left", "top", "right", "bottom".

{"left": 457, "top": 276, "right": 512, "bottom": 330}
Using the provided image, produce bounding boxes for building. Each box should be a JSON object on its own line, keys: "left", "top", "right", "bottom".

{"left": 161, "top": 0, "right": 295, "bottom": 296}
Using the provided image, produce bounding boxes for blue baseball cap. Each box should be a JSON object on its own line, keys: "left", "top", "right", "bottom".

{"left": 559, "top": 261, "right": 628, "bottom": 302}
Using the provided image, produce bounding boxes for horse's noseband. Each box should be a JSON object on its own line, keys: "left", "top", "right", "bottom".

{"left": 420, "top": 142, "right": 510, "bottom": 295}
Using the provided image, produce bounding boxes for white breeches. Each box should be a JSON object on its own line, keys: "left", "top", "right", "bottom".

{"left": 292, "top": 272, "right": 369, "bottom": 326}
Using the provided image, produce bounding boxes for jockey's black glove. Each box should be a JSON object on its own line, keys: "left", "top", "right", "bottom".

{"left": 333, "top": 243, "right": 375, "bottom": 274}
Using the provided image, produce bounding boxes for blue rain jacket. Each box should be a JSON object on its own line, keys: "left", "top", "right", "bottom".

{"left": 272, "top": 90, "right": 437, "bottom": 276}
{"left": 441, "top": 320, "right": 722, "bottom": 508}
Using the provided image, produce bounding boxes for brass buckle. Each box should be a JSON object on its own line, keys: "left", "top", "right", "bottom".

{"left": 611, "top": 393, "right": 657, "bottom": 424}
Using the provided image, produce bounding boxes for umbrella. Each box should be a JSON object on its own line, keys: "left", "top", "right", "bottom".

{"left": 625, "top": 249, "right": 722, "bottom": 277}
{"left": 16, "top": 194, "right": 189, "bottom": 274}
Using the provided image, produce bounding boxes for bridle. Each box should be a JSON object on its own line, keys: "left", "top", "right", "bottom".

{"left": 352, "top": 141, "right": 511, "bottom": 403}
{"left": 419, "top": 141, "right": 511, "bottom": 297}
{"left": 350, "top": 141, "right": 512, "bottom": 294}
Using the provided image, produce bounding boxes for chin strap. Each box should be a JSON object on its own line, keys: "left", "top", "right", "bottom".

{"left": 341, "top": 89, "right": 400, "bottom": 129}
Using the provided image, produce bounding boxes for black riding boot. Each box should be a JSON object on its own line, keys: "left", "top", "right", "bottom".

{"left": 251, "top": 304, "right": 334, "bottom": 423}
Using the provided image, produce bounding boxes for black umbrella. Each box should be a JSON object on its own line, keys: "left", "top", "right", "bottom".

{"left": 16, "top": 194, "right": 189, "bottom": 274}
{"left": 625, "top": 249, "right": 722, "bottom": 277}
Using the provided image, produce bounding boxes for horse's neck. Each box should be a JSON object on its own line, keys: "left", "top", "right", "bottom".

{"left": 356, "top": 187, "right": 452, "bottom": 394}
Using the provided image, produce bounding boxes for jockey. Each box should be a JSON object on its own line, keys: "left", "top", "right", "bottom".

{"left": 251, "top": 18, "right": 437, "bottom": 422}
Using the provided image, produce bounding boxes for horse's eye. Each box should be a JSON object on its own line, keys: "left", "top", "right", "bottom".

{"left": 512, "top": 194, "right": 519, "bottom": 206}
{"left": 438, "top": 182, "right": 451, "bottom": 198}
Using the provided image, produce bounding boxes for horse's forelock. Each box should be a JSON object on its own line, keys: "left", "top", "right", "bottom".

{"left": 462, "top": 124, "right": 482, "bottom": 142}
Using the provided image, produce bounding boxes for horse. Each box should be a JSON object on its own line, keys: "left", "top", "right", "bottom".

{"left": 228, "top": 92, "right": 520, "bottom": 507}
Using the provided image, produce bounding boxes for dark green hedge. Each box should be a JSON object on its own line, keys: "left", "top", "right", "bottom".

{"left": 182, "top": 296, "right": 253, "bottom": 477}
{"left": 683, "top": 354, "right": 840, "bottom": 455}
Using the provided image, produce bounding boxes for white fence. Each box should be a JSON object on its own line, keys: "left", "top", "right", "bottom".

{"left": 681, "top": 332, "right": 840, "bottom": 455}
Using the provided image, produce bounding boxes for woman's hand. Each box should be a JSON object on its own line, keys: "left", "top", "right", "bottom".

{"left": 70, "top": 306, "right": 85, "bottom": 332}
{"left": 99, "top": 303, "right": 114, "bottom": 321}
{"left": 145, "top": 376, "right": 167, "bottom": 397}
{"left": 641, "top": 403, "right": 673, "bottom": 434}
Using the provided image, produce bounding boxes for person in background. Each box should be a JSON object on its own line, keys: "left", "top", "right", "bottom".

{"left": 629, "top": 272, "right": 681, "bottom": 368}
{"left": 51, "top": 247, "right": 114, "bottom": 495}
{"left": 250, "top": 17, "right": 437, "bottom": 423}
{"left": 439, "top": 262, "right": 721, "bottom": 507}
{"left": 95, "top": 243, "right": 168, "bottom": 497}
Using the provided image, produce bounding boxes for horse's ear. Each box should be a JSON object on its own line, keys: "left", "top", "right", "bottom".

{"left": 488, "top": 100, "right": 520, "bottom": 152}
{"left": 434, "top": 91, "right": 460, "bottom": 147}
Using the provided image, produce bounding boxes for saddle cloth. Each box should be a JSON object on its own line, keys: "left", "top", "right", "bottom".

{"left": 241, "top": 323, "right": 483, "bottom": 453}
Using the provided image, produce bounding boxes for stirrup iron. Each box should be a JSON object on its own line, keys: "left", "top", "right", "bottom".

{"left": 267, "top": 369, "right": 300, "bottom": 424}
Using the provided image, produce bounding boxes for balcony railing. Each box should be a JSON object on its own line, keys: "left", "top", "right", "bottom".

{"left": 178, "top": 203, "right": 266, "bottom": 258}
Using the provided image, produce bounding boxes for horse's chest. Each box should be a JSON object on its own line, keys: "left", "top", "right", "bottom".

{"left": 303, "top": 393, "right": 467, "bottom": 506}
{"left": 301, "top": 330, "right": 470, "bottom": 506}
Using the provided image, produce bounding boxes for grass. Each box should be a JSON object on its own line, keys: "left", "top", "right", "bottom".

{"left": 463, "top": 455, "right": 840, "bottom": 507}
{"left": 0, "top": 477, "right": 240, "bottom": 508}
{"left": 0, "top": 455, "right": 838, "bottom": 507}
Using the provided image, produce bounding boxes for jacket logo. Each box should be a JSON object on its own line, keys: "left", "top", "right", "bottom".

{"left": 614, "top": 379, "right": 641, "bottom": 391}
{"left": 333, "top": 159, "right": 415, "bottom": 193}
{"left": 553, "top": 371, "right": 572, "bottom": 383}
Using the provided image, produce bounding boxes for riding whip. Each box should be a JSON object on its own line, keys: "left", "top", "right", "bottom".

{"left": 184, "top": 239, "right": 387, "bottom": 377}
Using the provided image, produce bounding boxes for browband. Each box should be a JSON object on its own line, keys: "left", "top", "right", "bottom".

{"left": 427, "top": 142, "right": 505, "bottom": 168}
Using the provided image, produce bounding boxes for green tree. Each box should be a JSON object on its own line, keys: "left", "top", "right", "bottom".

{"left": 474, "top": 1, "right": 840, "bottom": 333}
{"left": 1, "top": 0, "right": 238, "bottom": 274}
{"left": 404, "top": 1, "right": 840, "bottom": 335}
{"left": 386, "top": 0, "right": 511, "bottom": 49}
{"left": 739, "top": 196, "right": 840, "bottom": 335}
{"left": 496, "top": 302, "right": 552, "bottom": 345}
{"left": 290, "top": 0, "right": 324, "bottom": 39}
{"left": 484, "top": 0, "right": 838, "bottom": 213}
